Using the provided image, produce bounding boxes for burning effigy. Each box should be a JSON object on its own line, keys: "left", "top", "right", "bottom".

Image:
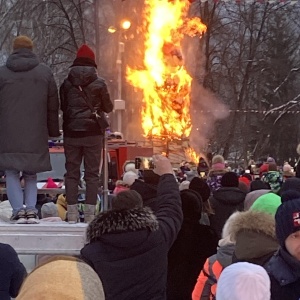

{"left": 127, "top": 0, "right": 207, "bottom": 163}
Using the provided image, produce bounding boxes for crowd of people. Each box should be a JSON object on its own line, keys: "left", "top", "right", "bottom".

{"left": 1, "top": 35, "right": 300, "bottom": 299}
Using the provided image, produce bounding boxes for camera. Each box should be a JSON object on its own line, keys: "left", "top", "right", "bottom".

{"left": 135, "top": 157, "right": 155, "bottom": 170}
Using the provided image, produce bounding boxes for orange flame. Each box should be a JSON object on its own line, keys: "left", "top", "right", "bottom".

{"left": 185, "top": 147, "right": 200, "bottom": 164}
{"left": 127, "top": 0, "right": 206, "bottom": 140}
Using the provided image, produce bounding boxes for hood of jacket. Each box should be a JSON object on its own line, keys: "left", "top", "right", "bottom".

{"left": 68, "top": 66, "right": 98, "bottom": 87}
{"left": 6, "top": 48, "right": 39, "bottom": 72}
{"left": 213, "top": 187, "right": 245, "bottom": 205}
{"left": 86, "top": 206, "right": 159, "bottom": 243}
{"left": 216, "top": 242, "right": 235, "bottom": 268}
{"left": 230, "top": 210, "right": 278, "bottom": 262}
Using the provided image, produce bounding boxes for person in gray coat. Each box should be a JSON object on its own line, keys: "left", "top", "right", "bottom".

{"left": 0, "top": 35, "right": 60, "bottom": 224}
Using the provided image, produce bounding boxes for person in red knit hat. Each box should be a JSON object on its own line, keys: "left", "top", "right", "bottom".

{"left": 60, "top": 44, "right": 113, "bottom": 223}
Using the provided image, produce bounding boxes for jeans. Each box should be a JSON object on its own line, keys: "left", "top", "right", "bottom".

{"left": 5, "top": 170, "right": 37, "bottom": 215}
{"left": 64, "top": 135, "right": 102, "bottom": 205}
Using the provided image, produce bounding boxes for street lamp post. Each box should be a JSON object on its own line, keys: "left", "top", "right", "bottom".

{"left": 109, "top": 19, "right": 131, "bottom": 134}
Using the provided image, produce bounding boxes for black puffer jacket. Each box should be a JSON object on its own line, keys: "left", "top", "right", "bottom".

{"left": 209, "top": 187, "right": 245, "bottom": 238}
{"left": 60, "top": 66, "right": 113, "bottom": 137}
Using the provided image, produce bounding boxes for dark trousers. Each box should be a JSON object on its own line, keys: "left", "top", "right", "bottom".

{"left": 64, "top": 135, "right": 103, "bottom": 205}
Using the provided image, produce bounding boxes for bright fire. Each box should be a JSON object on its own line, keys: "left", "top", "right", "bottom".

{"left": 127, "top": 0, "right": 206, "bottom": 140}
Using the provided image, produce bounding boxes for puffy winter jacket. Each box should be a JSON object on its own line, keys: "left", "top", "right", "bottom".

{"left": 60, "top": 66, "right": 113, "bottom": 137}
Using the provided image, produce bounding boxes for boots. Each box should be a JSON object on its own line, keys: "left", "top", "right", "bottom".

{"left": 67, "top": 204, "right": 79, "bottom": 224}
{"left": 84, "top": 204, "right": 96, "bottom": 223}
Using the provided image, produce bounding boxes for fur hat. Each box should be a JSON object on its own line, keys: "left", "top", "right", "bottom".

{"left": 41, "top": 202, "right": 59, "bottom": 219}
{"left": 250, "top": 193, "right": 281, "bottom": 216}
{"left": 221, "top": 172, "right": 239, "bottom": 188}
{"left": 180, "top": 189, "right": 202, "bottom": 221}
{"left": 275, "top": 194, "right": 300, "bottom": 248}
{"left": 216, "top": 262, "right": 270, "bottom": 300}
{"left": 76, "top": 44, "right": 95, "bottom": 61}
{"left": 122, "top": 171, "right": 138, "bottom": 186}
{"left": 189, "top": 177, "right": 211, "bottom": 202}
{"left": 13, "top": 35, "right": 33, "bottom": 50}
{"left": 211, "top": 155, "right": 225, "bottom": 171}
{"left": 212, "top": 155, "right": 225, "bottom": 165}
{"left": 17, "top": 258, "right": 105, "bottom": 300}
{"left": 111, "top": 190, "right": 143, "bottom": 211}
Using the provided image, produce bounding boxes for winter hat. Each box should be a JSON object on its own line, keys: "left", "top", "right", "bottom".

{"left": 280, "top": 177, "right": 300, "bottom": 194}
{"left": 211, "top": 155, "right": 225, "bottom": 170}
{"left": 44, "top": 177, "right": 58, "bottom": 188}
{"left": 267, "top": 157, "right": 276, "bottom": 163}
{"left": 17, "top": 258, "right": 104, "bottom": 300}
{"left": 221, "top": 172, "right": 239, "bottom": 188}
{"left": 41, "top": 202, "right": 59, "bottom": 218}
{"left": 189, "top": 177, "right": 211, "bottom": 202}
{"left": 275, "top": 193, "right": 300, "bottom": 248}
{"left": 111, "top": 190, "right": 143, "bottom": 211}
{"left": 250, "top": 180, "right": 271, "bottom": 192}
{"left": 238, "top": 181, "right": 249, "bottom": 193}
{"left": 216, "top": 262, "right": 270, "bottom": 300}
{"left": 122, "top": 171, "right": 138, "bottom": 186}
{"left": 180, "top": 189, "right": 202, "bottom": 220}
{"left": 179, "top": 180, "right": 190, "bottom": 191}
{"left": 250, "top": 193, "right": 281, "bottom": 216}
{"left": 244, "top": 189, "right": 270, "bottom": 210}
{"left": 239, "top": 176, "right": 251, "bottom": 187}
{"left": 76, "top": 44, "right": 95, "bottom": 61}
{"left": 13, "top": 35, "right": 33, "bottom": 50}
{"left": 283, "top": 163, "right": 295, "bottom": 177}
{"left": 123, "top": 161, "right": 138, "bottom": 174}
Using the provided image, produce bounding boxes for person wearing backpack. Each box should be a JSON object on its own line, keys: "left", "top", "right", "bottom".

{"left": 60, "top": 44, "right": 113, "bottom": 223}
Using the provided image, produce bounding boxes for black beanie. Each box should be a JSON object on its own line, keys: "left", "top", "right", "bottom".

{"left": 275, "top": 193, "right": 300, "bottom": 248}
{"left": 280, "top": 177, "right": 300, "bottom": 194}
{"left": 250, "top": 180, "right": 271, "bottom": 192}
{"left": 189, "top": 177, "right": 211, "bottom": 202}
{"left": 221, "top": 172, "right": 239, "bottom": 188}
{"left": 180, "top": 189, "right": 202, "bottom": 221}
{"left": 112, "top": 190, "right": 143, "bottom": 211}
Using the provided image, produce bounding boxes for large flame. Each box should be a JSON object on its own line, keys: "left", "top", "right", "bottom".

{"left": 127, "top": 0, "right": 206, "bottom": 140}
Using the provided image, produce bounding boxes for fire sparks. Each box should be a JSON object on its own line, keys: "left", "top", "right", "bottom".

{"left": 127, "top": 0, "right": 206, "bottom": 140}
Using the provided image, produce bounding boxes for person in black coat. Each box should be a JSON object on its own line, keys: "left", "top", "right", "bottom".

{"left": 60, "top": 44, "right": 113, "bottom": 223}
{"left": 0, "top": 35, "right": 60, "bottom": 223}
{"left": 167, "top": 189, "right": 218, "bottom": 300}
{"left": 80, "top": 155, "right": 183, "bottom": 300}
{"left": 209, "top": 172, "right": 246, "bottom": 238}
{"left": 265, "top": 191, "right": 300, "bottom": 300}
{"left": 0, "top": 242, "right": 27, "bottom": 300}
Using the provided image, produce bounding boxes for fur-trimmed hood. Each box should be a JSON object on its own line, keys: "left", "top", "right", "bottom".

{"left": 230, "top": 210, "right": 278, "bottom": 264}
{"left": 230, "top": 210, "right": 276, "bottom": 241}
{"left": 86, "top": 206, "right": 159, "bottom": 243}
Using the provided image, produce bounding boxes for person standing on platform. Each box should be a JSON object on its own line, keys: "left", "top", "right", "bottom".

{"left": 0, "top": 35, "right": 60, "bottom": 224}
{"left": 60, "top": 44, "right": 113, "bottom": 223}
